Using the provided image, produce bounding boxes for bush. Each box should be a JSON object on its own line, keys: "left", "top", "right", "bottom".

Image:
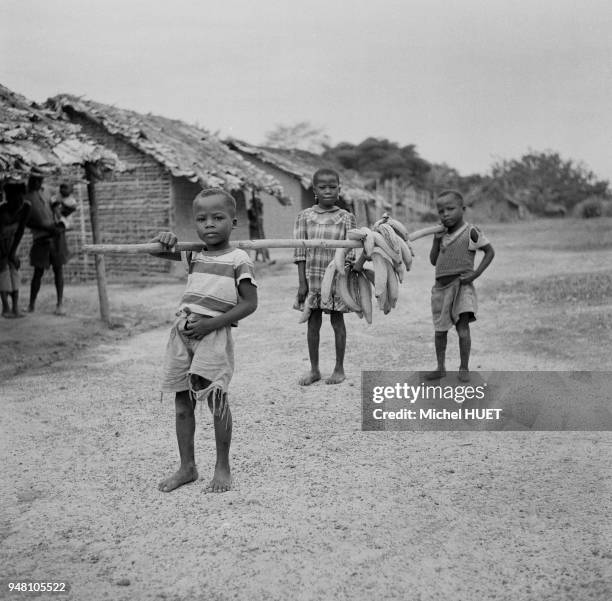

{"left": 490, "top": 151, "right": 610, "bottom": 214}
{"left": 574, "top": 197, "right": 604, "bottom": 218}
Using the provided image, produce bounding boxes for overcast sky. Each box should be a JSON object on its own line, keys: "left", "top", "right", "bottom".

{"left": 1, "top": 0, "right": 610, "bottom": 181}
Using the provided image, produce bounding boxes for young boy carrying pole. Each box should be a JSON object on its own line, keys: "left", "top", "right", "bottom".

{"left": 151, "top": 188, "right": 257, "bottom": 492}
{"left": 427, "top": 190, "right": 495, "bottom": 382}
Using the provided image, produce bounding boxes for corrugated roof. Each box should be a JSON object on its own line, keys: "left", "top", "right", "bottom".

{"left": 0, "top": 84, "right": 123, "bottom": 181}
{"left": 50, "top": 95, "right": 288, "bottom": 202}
{"left": 226, "top": 140, "right": 380, "bottom": 204}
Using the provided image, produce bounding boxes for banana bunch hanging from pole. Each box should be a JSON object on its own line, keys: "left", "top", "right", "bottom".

{"left": 345, "top": 214, "right": 414, "bottom": 318}
{"left": 297, "top": 247, "right": 374, "bottom": 325}
{"left": 316, "top": 246, "right": 374, "bottom": 323}
{"left": 297, "top": 214, "right": 438, "bottom": 324}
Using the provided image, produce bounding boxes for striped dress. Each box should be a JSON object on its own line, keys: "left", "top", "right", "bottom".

{"left": 293, "top": 205, "right": 356, "bottom": 312}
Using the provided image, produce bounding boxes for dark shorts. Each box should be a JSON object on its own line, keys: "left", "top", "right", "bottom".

{"left": 30, "top": 235, "right": 69, "bottom": 269}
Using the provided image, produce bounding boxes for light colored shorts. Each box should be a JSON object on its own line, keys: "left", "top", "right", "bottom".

{"left": 431, "top": 278, "right": 477, "bottom": 332}
{"left": 0, "top": 264, "right": 19, "bottom": 293}
{"left": 160, "top": 312, "right": 235, "bottom": 405}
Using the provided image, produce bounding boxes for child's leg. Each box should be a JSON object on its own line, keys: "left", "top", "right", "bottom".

{"left": 1, "top": 291, "right": 10, "bottom": 316}
{"left": 455, "top": 314, "right": 471, "bottom": 381}
{"left": 10, "top": 290, "right": 23, "bottom": 317}
{"left": 206, "top": 390, "right": 233, "bottom": 493}
{"left": 327, "top": 311, "right": 346, "bottom": 384}
{"left": 299, "top": 309, "right": 322, "bottom": 385}
{"left": 425, "top": 331, "right": 448, "bottom": 379}
{"left": 52, "top": 263, "right": 65, "bottom": 314}
{"left": 28, "top": 267, "right": 44, "bottom": 311}
{"left": 158, "top": 390, "right": 199, "bottom": 492}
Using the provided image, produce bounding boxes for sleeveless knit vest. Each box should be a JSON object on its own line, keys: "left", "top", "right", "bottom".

{"left": 435, "top": 225, "right": 475, "bottom": 278}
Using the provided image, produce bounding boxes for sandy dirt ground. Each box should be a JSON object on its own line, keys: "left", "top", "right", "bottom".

{"left": 2, "top": 218, "right": 612, "bottom": 601}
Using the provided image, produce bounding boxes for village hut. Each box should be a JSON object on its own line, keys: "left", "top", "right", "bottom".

{"left": 465, "top": 182, "right": 529, "bottom": 222}
{"left": 0, "top": 84, "right": 123, "bottom": 284}
{"left": 226, "top": 140, "right": 380, "bottom": 236}
{"left": 49, "top": 95, "right": 288, "bottom": 279}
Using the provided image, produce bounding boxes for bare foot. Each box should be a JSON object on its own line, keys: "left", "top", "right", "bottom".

{"left": 158, "top": 465, "right": 198, "bottom": 492}
{"left": 458, "top": 369, "right": 470, "bottom": 383}
{"left": 54, "top": 305, "right": 66, "bottom": 316}
{"left": 13, "top": 310, "right": 25, "bottom": 318}
{"left": 325, "top": 368, "right": 345, "bottom": 385}
{"left": 205, "top": 465, "right": 232, "bottom": 493}
{"left": 298, "top": 369, "right": 321, "bottom": 386}
{"left": 424, "top": 369, "right": 447, "bottom": 380}
{"left": 2, "top": 311, "right": 13, "bottom": 318}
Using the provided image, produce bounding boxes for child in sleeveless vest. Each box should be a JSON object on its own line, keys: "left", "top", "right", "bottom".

{"left": 427, "top": 190, "right": 495, "bottom": 382}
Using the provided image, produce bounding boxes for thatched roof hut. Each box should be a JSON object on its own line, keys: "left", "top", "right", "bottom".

{"left": 226, "top": 140, "right": 380, "bottom": 233}
{"left": 466, "top": 182, "right": 530, "bottom": 222}
{"left": 44, "top": 95, "right": 289, "bottom": 279}
{"left": 226, "top": 140, "right": 377, "bottom": 204}
{"left": 1, "top": 84, "right": 128, "bottom": 293}
{"left": 0, "top": 84, "right": 121, "bottom": 181}
{"left": 49, "top": 95, "right": 286, "bottom": 199}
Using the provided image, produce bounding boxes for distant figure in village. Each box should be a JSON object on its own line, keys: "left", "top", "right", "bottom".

{"left": 293, "top": 168, "right": 357, "bottom": 386}
{"left": 427, "top": 190, "right": 495, "bottom": 382}
{"left": 247, "top": 194, "right": 274, "bottom": 264}
{"left": 50, "top": 182, "right": 78, "bottom": 273}
{"left": 150, "top": 188, "right": 258, "bottom": 493}
{"left": 0, "top": 182, "right": 31, "bottom": 318}
{"left": 25, "top": 175, "right": 71, "bottom": 315}
{"left": 51, "top": 182, "right": 78, "bottom": 231}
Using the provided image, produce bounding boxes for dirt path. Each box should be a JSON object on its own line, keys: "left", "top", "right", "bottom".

{"left": 2, "top": 220, "right": 612, "bottom": 600}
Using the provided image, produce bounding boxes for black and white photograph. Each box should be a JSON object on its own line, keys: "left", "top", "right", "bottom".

{"left": 1, "top": 1, "right": 611, "bottom": 599}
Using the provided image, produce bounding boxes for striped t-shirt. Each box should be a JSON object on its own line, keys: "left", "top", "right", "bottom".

{"left": 179, "top": 248, "right": 256, "bottom": 317}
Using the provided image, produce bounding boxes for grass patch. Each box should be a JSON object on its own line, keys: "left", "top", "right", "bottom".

{"left": 517, "top": 306, "right": 612, "bottom": 361}
{"left": 486, "top": 271, "right": 612, "bottom": 305}
{"left": 485, "top": 217, "right": 612, "bottom": 252}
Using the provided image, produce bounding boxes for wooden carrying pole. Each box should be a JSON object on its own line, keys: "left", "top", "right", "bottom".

{"left": 83, "top": 225, "right": 444, "bottom": 255}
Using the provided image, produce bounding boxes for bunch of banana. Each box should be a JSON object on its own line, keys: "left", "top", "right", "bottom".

{"left": 346, "top": 214, "right": 414, "bottom": 315}
{"left": 314, "top": 247, "right": 374, "bottom": 324}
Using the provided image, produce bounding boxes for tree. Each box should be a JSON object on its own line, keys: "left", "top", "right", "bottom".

{"left": 489, "top": 151, "right": 610, "bottom": 213}
{"left": 423, "top": 163, "right": 484, "bottom": 196}
{"left": 263, "top": 121, "right": 330, "bottom": 154}
{"left": 322, "top": 137, "right": 431, "bottom": 187}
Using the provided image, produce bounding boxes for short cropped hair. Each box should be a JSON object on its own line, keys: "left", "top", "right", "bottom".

{"left": 193, "top": 188, "right": 236, "bottom": 215}
{"left": 437, "top": 189, "right": 464, "bottom": 206}
{"left": 312, "top": 168, "right": 340, "bottom": 186}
